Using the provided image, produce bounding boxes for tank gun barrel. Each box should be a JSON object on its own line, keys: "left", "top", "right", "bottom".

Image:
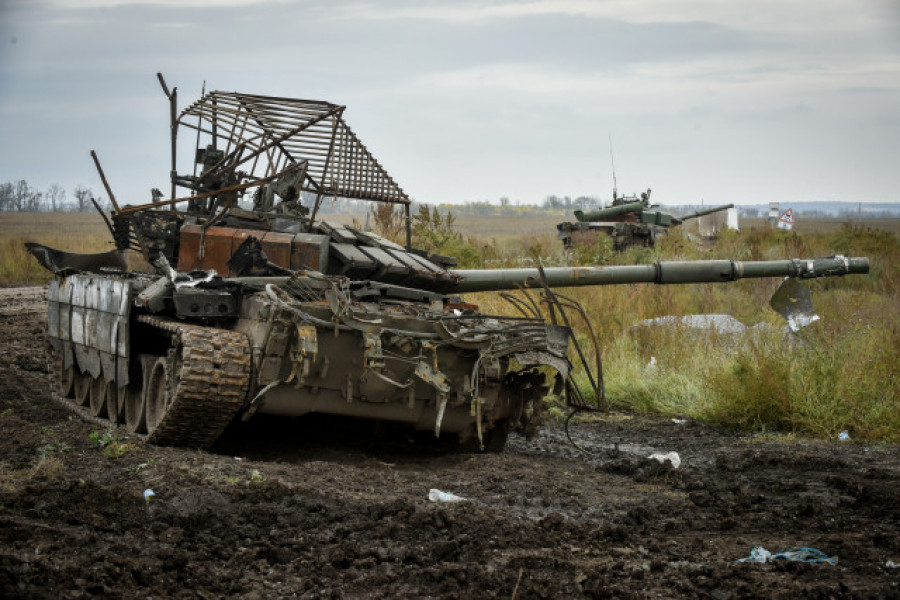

{"left": 676, "top": 203, "right": 735, "bottom": 222}
{"left": 574, "top": 200, "right": 646, "bottom": 222}
{"left": 444, "top": 256, "right": 868, "bottom": 293}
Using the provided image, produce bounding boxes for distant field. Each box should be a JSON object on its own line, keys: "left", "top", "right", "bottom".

{"left": 458, "top": 214, "right": 900, "bottom": 238}
{"left": 453, "top": 213, "right": 565, "bottom": 237}
{"left": 1, "top": 213, "right": 116, "bottom": 285}
{"left": 736, "top": 217, "right": 900, "bottom": 235}
{"left": 1, "top": 212, "right": 112, "bottom": 241}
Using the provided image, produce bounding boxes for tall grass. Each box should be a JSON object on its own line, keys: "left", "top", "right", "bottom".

{"left": 0, "top": 213, "right": 115, "bottom": 285}
{"left": 473, "top": 222, "right": 899, "bottom": 442}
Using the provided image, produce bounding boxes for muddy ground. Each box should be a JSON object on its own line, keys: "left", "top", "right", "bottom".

{"left": 0, "top": 289, "right": 898, "bottom": 599}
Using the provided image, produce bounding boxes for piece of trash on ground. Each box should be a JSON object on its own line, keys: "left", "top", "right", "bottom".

{"left": 736, "top": 546, "right": 838, "bottom": 565}
{"left": 736, "top": 546, "right": 771, "bottom": 563}
{"left": 428, "top": 489, "right": 466, "bottom": 503}
{"left": 648, "top": 451, "right": 681, "bottom": 469}
{"left": 838, "top": 431, "right": 850, "bottom": 442}
{"left": 143, "top": 489, "right": 155, "bottom": 503}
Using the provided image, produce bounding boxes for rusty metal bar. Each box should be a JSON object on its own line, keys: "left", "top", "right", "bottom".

{"left": 156, "top": 74, "right": 178, "bottom": 208}
{"left": 117, "top": 162, "right": 301, "bottom": 215}
{"left": 168, "top": 88, "right": 410, "bottom": 208}
{"left": 405, "top": 203, "right": 411, "bottom": 250}
{"left": 89, "top": 150, "right": 120, "bottom": 213}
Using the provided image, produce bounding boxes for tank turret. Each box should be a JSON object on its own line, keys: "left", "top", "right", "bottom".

{"left": 574, "top": 200, "right": 646, "bottom": 222}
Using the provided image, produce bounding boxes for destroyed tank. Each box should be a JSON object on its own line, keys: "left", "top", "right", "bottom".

{"left": 28, "top": 76, "right": 870, "bottom": 452}
{"left": 557, "top": 188, "right": 734, "bottom": 250}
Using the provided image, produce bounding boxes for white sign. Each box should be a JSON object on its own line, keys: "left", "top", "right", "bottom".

{"left": 777, "top": 208, "right": 794, "bottom": 230}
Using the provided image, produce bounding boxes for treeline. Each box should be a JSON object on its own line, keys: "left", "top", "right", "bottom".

{"left": 0, "top": 180, "right": 109, "bottom": 213}
{"left": 313, "top": 195, "right": 602, "bottom": 217}
{"left": 739, "top": 207, "right": 899, "bottom": 219}
{"left": 5, "top": 179, "right": 896, "bottom": 219}
{"left": 442, "top": 195, "right": 601, "bottom": 216}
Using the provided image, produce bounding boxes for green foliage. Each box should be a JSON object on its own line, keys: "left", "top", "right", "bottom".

{"left": 703, "top": 333, "right": 798, "bottom": 431}
{"left": 368, "top": 203, "right": 406, "bottom": 244}
{"left": 412, "top": 205, "right": 458, "bottom": 251}
{"left": 38, "top": 443, "right": 71, "bottom": 458}
{"left": 411, "top": 205, "right": 488, "bottom": 268}
{"left": 569, "top": 232, "right": 615, "bottom": 265}
{"left": 89, "top": 429, "right": 135, "bottom": 459}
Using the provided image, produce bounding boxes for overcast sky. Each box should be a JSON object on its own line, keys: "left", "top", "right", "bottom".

{"left": 1, "top": 0, "right": 898, "bottom": 207}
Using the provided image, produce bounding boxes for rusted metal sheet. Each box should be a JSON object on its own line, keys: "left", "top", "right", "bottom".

{"left": 290, "top": 233, "right": 329, "bottom": 271}
{"left": 177, "top": 224, "right": 238, "bottom": 274}
{"left": 176, "top": 223, "right": 203, "bottom": 271}
{"left": 260, "top": 232, "right": 292, "bottom": 271}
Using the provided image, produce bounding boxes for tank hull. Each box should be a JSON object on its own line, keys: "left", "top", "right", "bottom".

{"left": 46, "top": 271, "right": 568, "bottom": 450}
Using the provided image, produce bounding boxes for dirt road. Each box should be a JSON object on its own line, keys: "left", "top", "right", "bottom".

{"left": 1, "top": 290, "right": 898, "bottom": 598}
{"left": 0, "top": 286, "right": 45, "bottom": 315}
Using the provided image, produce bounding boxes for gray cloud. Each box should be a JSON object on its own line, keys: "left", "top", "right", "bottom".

{"left": 1, "top": 0, "right": 898, "bottom": 206}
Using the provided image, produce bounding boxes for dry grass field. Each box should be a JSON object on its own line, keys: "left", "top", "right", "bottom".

{"left": 0, "top": 213, "right": 115, "bottom": 285}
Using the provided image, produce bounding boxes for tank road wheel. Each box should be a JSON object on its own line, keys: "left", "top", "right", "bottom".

{"left": 73, "top": 372, "right": 91, "bottom": 407}
{"left": 135, "top": 315, "right": 252, "bottom": 448}
{"left": 123, "top": 381, "right": 146, "bottom": 434}
{"left": 89, "top": 376, "right": 108, "bottom": 418}
{"left": 482, "top": 420, "right": 510, "bottom": 453}
{"left": 145, "top": 357, "right": 171, "bottom": 434}
{"left": 123, "top": 359, "right": 149, "bottom": 434}
{"left": 56, "top": 357, "right": 75, "bottom": 398}
{"left": 104, "top": 380, "right": 120, "bottom": 423}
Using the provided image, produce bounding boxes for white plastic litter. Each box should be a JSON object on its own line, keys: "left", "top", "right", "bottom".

{"left": 736, "top": 546, "right": 772, "bottom": 563}
{"left": 648, "top": 451, "right": 681, "bottom": 469}
{"left": 838, "top": 431, "right": 850, "bottom": 441}
{"left": 143, "top": 489, "right": 156, "bottom": 503}
{"left": 736, "top": 546, "right": 838, "bottom": 565}
{"left": 428, "top": 489, "right": 466, "bottom": 503}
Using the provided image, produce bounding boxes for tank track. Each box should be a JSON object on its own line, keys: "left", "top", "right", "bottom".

{"left": 137, "top": 315, "right": 251, "bottom": 448}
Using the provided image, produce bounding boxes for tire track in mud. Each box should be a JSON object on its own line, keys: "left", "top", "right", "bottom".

{"left": 3, "top": 304, "right": 900, "bottom": 598}
{"left": 0, "top": 286, "right": 46, "bottom": 315}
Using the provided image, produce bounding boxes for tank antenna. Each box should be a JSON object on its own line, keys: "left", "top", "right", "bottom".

{"left": 608, "top": 133, "right": 618, "bottom": 202}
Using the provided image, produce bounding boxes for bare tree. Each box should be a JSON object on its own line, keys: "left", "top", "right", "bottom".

{"left": 47, "top": 184, "right": 66, "bottom": 212}
{"left": 73, "top": 186, "right": 92, "bottom": 213}
{"left": 13, "top": 180, "right": 31, "bottom": 211}
{"left": 24, "top": 190, "right": 44, "bottom": 211}
{"left": 0, "top": 182, "right": 12, "bottom": 212}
